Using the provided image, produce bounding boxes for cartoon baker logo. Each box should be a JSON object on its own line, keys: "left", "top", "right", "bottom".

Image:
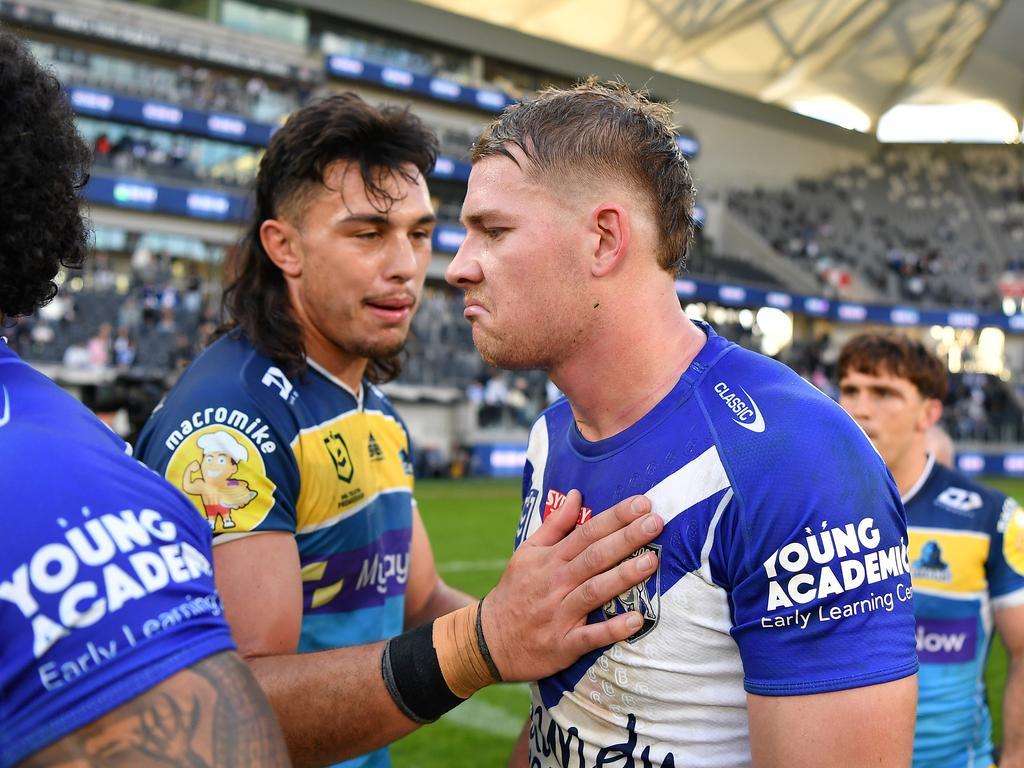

{"left": 1003, "top": 500, "right": 1024, "bottom": 576}
{"left": 165, "top": 425, "right": 276, "bottom": 533}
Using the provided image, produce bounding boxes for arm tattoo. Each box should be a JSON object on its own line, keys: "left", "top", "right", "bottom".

{"left": 21, "top": 651, "right": 290, "bottom": 767}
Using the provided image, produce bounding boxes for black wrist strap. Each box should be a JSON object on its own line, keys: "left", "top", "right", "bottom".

{"left": 381, "top": 621, "right": 464, "bottom": 724}
{"left": 475, "top": 597, "right": 503, "bottom": 683}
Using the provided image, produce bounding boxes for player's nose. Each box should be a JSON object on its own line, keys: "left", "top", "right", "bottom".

{"left": 445, "top": 238, "right": 483, "bottom": 287}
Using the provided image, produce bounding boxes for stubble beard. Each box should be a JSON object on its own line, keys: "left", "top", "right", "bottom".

{"left": 472, "top": 321, "right": 583, "bottom": 373}
{"left": 345, "top": 330, "right": 409, "bottom": 363}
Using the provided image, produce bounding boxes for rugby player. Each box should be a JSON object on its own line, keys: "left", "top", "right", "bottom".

{"left": 838, "top": 333, "right": 1024, "bottom": 768}
{"left": 925, "top": 424, "right": 955, "bottom": 469}
{"left": 446, "top": 79, "right": 919, "bottom": 767}
{"left": 136, "top": 92, "right": 666, "bottom": 767}
{"left": 0, "top": 31, "right": 291, "bottom": 766}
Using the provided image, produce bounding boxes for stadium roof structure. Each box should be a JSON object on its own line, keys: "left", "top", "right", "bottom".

{"left": 415, "top": 0, "right": 1023, "bottom": 142}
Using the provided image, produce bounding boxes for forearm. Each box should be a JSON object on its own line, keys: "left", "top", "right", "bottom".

{"left": 405, "top": 579, "right": 476, "bottom": 629}
{"left": 25, "top": 652, "right": 290, "bottom": 768}
{"left": 508, "top": 718, "right": 531, "bottom": 768}
{"left": 247, "top": 643, "right": 418, "bottom": 768}
{"left": 1001, "top": 654, "right": 1024, "bottom": 767}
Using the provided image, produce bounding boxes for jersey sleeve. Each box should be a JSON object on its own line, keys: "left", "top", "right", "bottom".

{"left": 989, "top": 495, "right": 1024, "bottom": 610}
{"left": 135, "top": 374, "right": 301, "bottom": 543}
{"left": 0, "top": 402, "right": 235, "bottom": 765}
{"left": 701, "top": 367, "right": 919, "bottom": 697}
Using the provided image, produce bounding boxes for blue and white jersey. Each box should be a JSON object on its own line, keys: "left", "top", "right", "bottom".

{"left": 0, "top": 342, "right": 234, "bottom": 767}
{"left": 516, "top": 324, "right": 918, "bottom": 767}
{"left": 904, "top": 457, "right": 1024, "bottom": 768}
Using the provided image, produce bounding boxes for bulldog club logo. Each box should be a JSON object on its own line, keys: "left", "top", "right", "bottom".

{"left": 603, "top": 544, "right": 661, "bottom": 643}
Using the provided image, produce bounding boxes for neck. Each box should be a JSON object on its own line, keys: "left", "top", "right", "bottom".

{"left": 299, "top": 331, "right": 368, "bottom": 393}
{"left": 553, "top": 278, "right": 705, "bottom": 442}
{"left": 287, "top": 290, "right": 368, "bottom": 392}
{"left": 892, "top": 445, "right": 930, "bottom": 498}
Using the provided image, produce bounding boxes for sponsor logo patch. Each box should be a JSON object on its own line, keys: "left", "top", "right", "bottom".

{"left": 165, "top": 425, "right": 275, "bottom": 533}
{"left": 543, "top": 488, "right": 593, "bottom": 524}
{"left": 367, "top": 432, "right": 384, "bottom": 462}
{"left": 515, "top": 488, "right": 540, "bottom": 549}
{"left": 762, "top": 517, "right": 909, "bottom": 612}
{"left": 714, "top": 381, "right": 765, "bottom": 433}
{"left": 936, "top": 487, "right": 982, "bottom": 515}
{"left": 1001, "top": 500, "right": 1024, "bottom": 576}
{"left": 915, "top": 617, "right": 976, "bottom": 663}
{"left": 912, "top": 540, "right": 952, "bottom": 582}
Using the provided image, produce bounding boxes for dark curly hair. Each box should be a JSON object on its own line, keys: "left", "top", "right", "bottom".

{"left": 0, "top": 31, "right": 90, "bottom": 321}
{"left": 219, "top": 92, "right": 438, "bottom": 382}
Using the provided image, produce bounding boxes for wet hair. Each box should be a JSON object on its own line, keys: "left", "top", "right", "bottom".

{"left": 220, "top": 92, "right": 438, "bottom": 381}
{"left": 838, "top": 333, "right": 948, "bottom": 401}
{"left": 0, "top": 31, "right": 90, "bottom": 321}
{"left": 472, "top": 77, "right": 696, "bottom": 274}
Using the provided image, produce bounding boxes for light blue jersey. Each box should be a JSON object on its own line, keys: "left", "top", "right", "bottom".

{"left": 516, "top": 323, "right": 919, "bottom": 767}
{"left": 904, "top": 457, "right": 1024, "bottom": 767}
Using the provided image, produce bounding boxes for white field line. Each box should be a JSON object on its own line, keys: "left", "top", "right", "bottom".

{"left": 440, "top": 685, "right": 531, "bottom": 736}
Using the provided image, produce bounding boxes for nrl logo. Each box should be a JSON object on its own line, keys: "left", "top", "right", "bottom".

{"left": 603, "top": 543, "right": 661, "bottom": 643}
{"left": 324, "top": 431, "right": 354, "bottom": 483}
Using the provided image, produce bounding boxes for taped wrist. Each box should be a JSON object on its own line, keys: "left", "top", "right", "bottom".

{"left": 381, "top": 600, "right": 502, "bottom": 723}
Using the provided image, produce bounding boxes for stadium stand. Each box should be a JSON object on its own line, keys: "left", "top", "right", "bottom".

{"left": 729, "top": 145, "right": 1012, "bottom": 311}
{"left": 4, "top": 0, "right": 1024, "bottom": 461}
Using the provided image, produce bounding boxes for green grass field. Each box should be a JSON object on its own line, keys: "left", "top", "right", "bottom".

{"left": 392, "top": 476, "right": 1024, "bottom": 766}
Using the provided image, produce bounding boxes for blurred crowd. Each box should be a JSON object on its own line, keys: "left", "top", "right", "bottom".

{"left": 730, "top": 146, "right": 1010, "bottom": 310}
{"left": 4, "top": 250, "right": 216, "bottom": 376}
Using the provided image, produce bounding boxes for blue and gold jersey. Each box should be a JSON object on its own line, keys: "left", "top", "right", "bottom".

{"left": 136, "top": 333, "right": 415, "bottom": 768}
{"left": 904, "top": 457, "right": 1024, "bottom": 768}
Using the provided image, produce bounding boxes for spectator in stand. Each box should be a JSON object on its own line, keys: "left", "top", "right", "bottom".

{"left": 86, "top": 322, "right": 112, "bottom": 369}
{"left": 113, "top": 325, "right": 136, "bottom": 367}
{"left": 91, "top": 251, "right": 116, "bottom": 292}
{"left": 157, "top": 305, "right": 178, "bottom": 335}
{"left": 93, "top": 131, "right": 111, "bottom": 159}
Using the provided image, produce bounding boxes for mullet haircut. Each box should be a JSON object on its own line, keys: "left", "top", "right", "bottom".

{"left": 220, "top": 92, "right": 438, "bottom": 382}
{"left": 471, "top": 77, "right": 696, "bottom": 274}
{"left": 838, "top": 333, "right": 949, "bottom": 401}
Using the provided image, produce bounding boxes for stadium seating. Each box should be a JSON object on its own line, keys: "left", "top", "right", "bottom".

{"left": 729, "top": 145, "right": 1009, "bottom": 311}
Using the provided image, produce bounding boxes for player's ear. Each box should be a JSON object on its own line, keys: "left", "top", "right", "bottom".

{"left": 590, "top": 202, "right": 630, "bottom": 278}
{"left": 922, "top": 397, "right": 943, "bottom": 430}
{"left": 260, "top": 218, "right": 303, "bottom": 278}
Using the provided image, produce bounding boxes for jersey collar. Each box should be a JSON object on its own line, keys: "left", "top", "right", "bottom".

{"left": 902, "top": 453, "right": 935, "bottom": 505}
{"left": 306, "top": 356, "right": 363, "bottom": 410}
{"left": 566, "top": 321, "right": 724, "bottom": 459}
